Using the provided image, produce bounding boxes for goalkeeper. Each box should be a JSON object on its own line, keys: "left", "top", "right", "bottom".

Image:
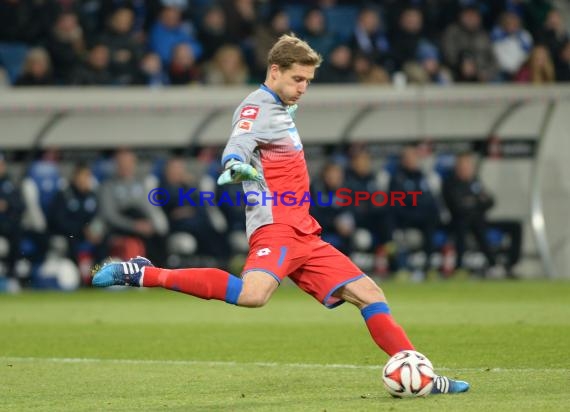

{"left": 92, "top": 34, "right": 469, "bottom": 395}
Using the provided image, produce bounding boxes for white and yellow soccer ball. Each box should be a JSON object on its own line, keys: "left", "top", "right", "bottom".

{"left": 382, "top": 350, "right": 435, "bottom": 398}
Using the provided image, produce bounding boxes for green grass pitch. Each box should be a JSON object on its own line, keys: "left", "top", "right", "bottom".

{"left": 1, "top": 280, "right": 569, "bottom": 411}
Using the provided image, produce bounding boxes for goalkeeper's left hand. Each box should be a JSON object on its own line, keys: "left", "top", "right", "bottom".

{"left": 217, "top": 160, "right": 262, "bottom": 185}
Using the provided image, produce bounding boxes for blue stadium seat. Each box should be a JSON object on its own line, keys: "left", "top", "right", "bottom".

{"left": 324, "top": 6, "right": 359, "bottom": 41}
{"left": 151, "top": 157, "right": 168, "bottom": 180}
{"left": 434, "top": 153, "right": 456, "bottom": 180}
{"left": 282, "top": 5, "right": 307, "bottom": 33}
{"left": 91, "top": 156, "right": 115, "bottom": 183}
{"left": 486, "top": 228, "right": 505, "bottom": 248}
{"left": 432, "top": 229, "right": 449, "bottom": 249}
{"left": 0, "top": 42, "right": 28, "bottom": 84}
{"left": 382, "top": 154, "right": 400, "bottom": 176}
{"left": 26, "top": 160, "right": 64, "bottom": 214}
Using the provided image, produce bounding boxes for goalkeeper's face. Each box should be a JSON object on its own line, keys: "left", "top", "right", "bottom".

{"left": 269, "top": 63, "right": 315, "bottom": 106}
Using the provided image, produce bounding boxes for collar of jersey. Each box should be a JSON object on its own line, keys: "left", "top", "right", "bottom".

{"left": 260, "top": 84, "right": 283, "bottom": 105}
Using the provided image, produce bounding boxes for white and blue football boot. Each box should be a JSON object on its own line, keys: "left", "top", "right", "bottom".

{"left": 431, "top": 376, "right": 470, "bottom": 394}
{"left": 92, "top": 256, "right": 153, "bottom": 287}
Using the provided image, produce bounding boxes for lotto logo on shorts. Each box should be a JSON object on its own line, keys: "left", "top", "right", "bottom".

{"left": 240, "top": 106, "right": 259, "bottom": 120}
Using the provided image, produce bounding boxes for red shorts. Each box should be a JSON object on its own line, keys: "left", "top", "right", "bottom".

{"left": 242, "top": 224, "right": 365, "bottom": 308}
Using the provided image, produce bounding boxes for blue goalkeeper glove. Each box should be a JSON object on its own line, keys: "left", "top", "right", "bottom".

{"left": 217, "top": 160, "right": 262, "bottom": 185}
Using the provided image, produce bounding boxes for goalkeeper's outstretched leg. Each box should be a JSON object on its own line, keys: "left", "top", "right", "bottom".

{"left": 92, "top": 256, "right": 278, "bottom": 307}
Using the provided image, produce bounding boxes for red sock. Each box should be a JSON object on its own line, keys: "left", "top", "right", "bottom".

{"left": 141, "top": 267, "right": 243, "bottom": 304}
{"left": 361, "top": 302, "right": 414, "bottom": 356}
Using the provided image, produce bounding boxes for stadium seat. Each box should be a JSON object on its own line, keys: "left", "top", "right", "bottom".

{"left": 282, "top": 5, "right": 307, "bottom": 33}
{"left": 0, "top": 42, "right": 28, "bottom": 84}
{"left": 91, "top": 156, "right": 116, "bottom": 184}
{"left": 434, "top": 153, "right": 456, "bottom": 180}
{"left": 324, "top": 6, "right": 359, "bottom": 41}
{"left": 24, "top": 160, "right": 65, "bottom": 222}
{"left": 20, "top": 161, "right": 69, "bottom": 269}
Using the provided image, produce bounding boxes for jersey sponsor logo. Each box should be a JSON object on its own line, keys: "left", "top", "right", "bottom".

{"left": 231, "top": 119, "right": 253, "bottom": 136}
{"left": 256, "top": 247, "right": 271, "bottom": 256}
{"left": 240, "top": 105, "right": 260, "bottom": 120}
{"left": 238, "top": 119, "right": 252, "bottom": 131}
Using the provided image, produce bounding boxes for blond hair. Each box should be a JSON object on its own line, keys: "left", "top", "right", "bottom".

{"left": 23, "top": 48, "right": 51, "bottom": 73}
{"left": 529, "top": 45, "right": 555, "bottom": 84}
{"left": 207, "top": 45, "right": 249, "bottom": 85}
{"left": 267, "top": 34, "right": 322, "bottom": 70}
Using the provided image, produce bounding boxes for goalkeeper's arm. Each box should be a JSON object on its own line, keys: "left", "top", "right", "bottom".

{"left": 217, "top": 104, "right": 297, "bottom": 186}
{"left": 216, "top": 159, "right": 262, "bottom": 185}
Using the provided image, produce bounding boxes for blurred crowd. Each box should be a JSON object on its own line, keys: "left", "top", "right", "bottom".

{"left": 1, "top": 0, "right": 570, "bottom": 87}
{"left": 0, "top": 144, "right": 523, "bottom": 290}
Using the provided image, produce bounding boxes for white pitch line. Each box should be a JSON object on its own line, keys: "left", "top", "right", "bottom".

{"left": 1, "top": 357, "right": 568, "bottom": 373}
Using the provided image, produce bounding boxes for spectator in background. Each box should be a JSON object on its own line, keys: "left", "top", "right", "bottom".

{"left": 0, "top": 0, "right": 52, "bottom": 83}
{"left": 48, "top": 0, "right": 104, "bottom": 44}
{"left": 412, "top": 0, "right": 459, "bottom": 40}
{"left": 443, "top": 152, "right": 513, "bottom": 278}
{"left": 0, "top": 152, "right": 24, "bottom": 279}
{"left": 442, "top": 5, "right": 499, "bottom": 83}
{"left": 491, "top": 11, "right": 534, "bottom": 79}
{"left": 300, "top": 7, "right": 337, "bottom": 59}
{"left": 48, "top": 2, "right": 135, "bottom": 46}
{"left": 99, "top": 0, "right": 162, "bottom": 42}
{"left": 14, "top": 48, "right": 54, "bottom": 86}
{"left": 390, "top": 7, "right": 425, "bottom": 71}
{"left": 167, "top": 43, "right": 201, "bottom": 85}
{"left": 149, "top": 5, "right": 202, "bottom": 66}
{"left": 350, "top": 7, "right": 392, "bottom": 72}
{"left": 0, "top": 0, "right": 49, "bottom": 45}
{"left": 310, "top": 162, "right": 356, "bottom": 255}
{"left": 404, "top": 41, "right": 453, "bottom": 85}
{"left": 389, "top": 144, "right": 440, "bottom": 279}
{"left": 159, "top": 157, "right": 230, "bottom": 262}
{"left": 49, "top": 163, "right": 106, "bottom": 281}
{"left": 538, "top": 8, "right": 569, "bottom": 66}
{"left": 197, "top": 6, "right": 233, "bottom": 62}
{"left": 203, "top": 45, "right": 249, "bottom": 85}
{"left": 353, "top": 52, "right": 390, "bottom": 84}
{"left": 134, "top": 52, "right": 168, "bottom": 86}
{"left": 317, "top": 44, "right": 357, "bottom": 83}
{"left": 455, "top": 51, "right": 481, "bottom": 83}
{"left": 379, "top": 0, "right": 458, "bottom": 40}
{"left": 221, "top": 0, "right": 256, "bottom": 44}
{"left": 100, "top": 7, "right": 144, "bottom": 85}
{"left": 345, "top": 148, "right": 392, "bottom": 250}
{"left": 71, "top": 43, "right": 112, "bottom": 86}
{"left": 555, "top": 40, "right": 570, "bottom": 81}
{"left": 99, "top": 149, "right": 168, "bottom": 265}
{"left": 45, "top": 12, "right": 85, "bottom": 84}
{"left": 20, "top": 148, "right": 63, "bottom": 264}
{"left": 514, "top": 44, "right": 555, "bottom": 83}
{"left": 521, "top": 0, "right": 555, "bottom": 37}
{"left": 252, "top": 9, "right": 290, "bottom": 79}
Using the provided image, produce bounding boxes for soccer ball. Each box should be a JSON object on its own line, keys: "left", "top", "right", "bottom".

{"left": 382, "top": 350, "right": 435, "bottom": 398}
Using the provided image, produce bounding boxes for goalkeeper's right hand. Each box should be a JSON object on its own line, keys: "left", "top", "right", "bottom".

{"left": 217, "top": 160, "right": 262, "bottom": 185}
